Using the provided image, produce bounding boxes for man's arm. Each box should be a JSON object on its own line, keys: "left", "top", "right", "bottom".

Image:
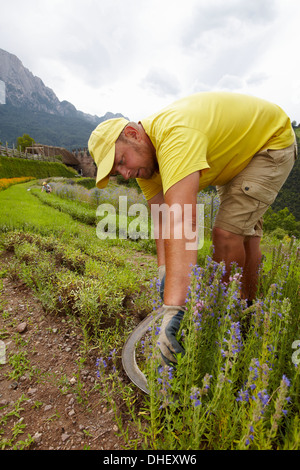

{"left": 147, "top": 172, "right": 200, "bottom": 365}
{"left": 163, "top": 171, "right": 200, "bottom": 306}
{"left": 148, "top": 171, "right": 200, "bottom": 306}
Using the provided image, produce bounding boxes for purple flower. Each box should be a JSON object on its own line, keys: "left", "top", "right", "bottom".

{"left": 245, "top": 426, "right": 255, "bottom": 446}
{"left": 96, "top": 357, "right": 107, "bottom": 378}
{"left": 190, "top": 387, "right": 201, "bottom": 407}
{"left": 282, "top": 375, "right": 291, "bottom": 387}
{"left": 157, "top": 365, "right": 174, "bottom": 393}
{"left": 257, "top": 390, "right": 269, "bottom": 407}
{"left": 155, "top": 326, "right": 160, "bottom": 336}
{"left": 236, "top": 389, "right": 249, "bottom": 402}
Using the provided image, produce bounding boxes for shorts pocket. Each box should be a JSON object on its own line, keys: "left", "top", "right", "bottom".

{"left": 241, "top": 180, "right": 277, "bottom": 205}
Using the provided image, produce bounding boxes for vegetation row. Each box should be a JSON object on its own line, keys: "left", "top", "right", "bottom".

{"left": 0, "top": 155, "right": 77, "bottom": 179}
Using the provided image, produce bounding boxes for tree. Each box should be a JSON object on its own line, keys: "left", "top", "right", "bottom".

{"left": 16, "top": 133, "right": 35, "bottom": 152}
{"left": 263, "top": 207, "right": 300, "bottom": 238}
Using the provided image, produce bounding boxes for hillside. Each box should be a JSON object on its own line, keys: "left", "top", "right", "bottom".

{"left": 272, "top": 154, "right": 300, "bottom": 220}
{"left": 0, "top": 104, "right": 98, "bottom": 150}
{"left": 0, "top": 48, "right": 126, "bottom": 149}
{"left": 272, "top": 128, "right": 300, "bottom": 220}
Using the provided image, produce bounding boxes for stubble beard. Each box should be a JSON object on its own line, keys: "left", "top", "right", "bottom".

{"left": 133, "top": 142, "right": 159, "bottom": 180}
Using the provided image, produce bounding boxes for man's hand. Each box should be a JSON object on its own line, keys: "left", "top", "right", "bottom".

{"left": 158, "top": 304, "right": 185, "bottom": 365}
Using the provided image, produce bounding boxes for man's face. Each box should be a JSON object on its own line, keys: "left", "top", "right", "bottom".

{"left": 111, "top": 138, "right": 157, "bottom": 180}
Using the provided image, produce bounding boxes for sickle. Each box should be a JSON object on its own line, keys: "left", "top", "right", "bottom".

{"left": 121, "top": 310, "right": 164, "bottom": 394}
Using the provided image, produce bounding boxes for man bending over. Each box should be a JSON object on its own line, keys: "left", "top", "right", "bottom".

{"left": 88, "top": 92, "right": 297, "bottom": 365}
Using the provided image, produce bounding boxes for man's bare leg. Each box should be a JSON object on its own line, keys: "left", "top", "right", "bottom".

{"left": 212, "top": 227, "right": 261, "bottom": 301}
{"left": 243, "top": 236, "right": 262, "bottom": 302}
{"left": 212, "top": 227, "right": 245, "bottom": 282}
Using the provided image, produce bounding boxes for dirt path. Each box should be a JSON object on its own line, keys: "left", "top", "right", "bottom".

{"left": 0, "top": 254, "right": 138, "bottom": 450}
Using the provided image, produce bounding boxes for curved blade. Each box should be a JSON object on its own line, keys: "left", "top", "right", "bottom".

{"left": 122, "top": 310, "right": 163, "bottom": 394}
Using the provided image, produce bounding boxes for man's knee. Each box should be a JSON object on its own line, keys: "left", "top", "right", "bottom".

{"left": 212, "top": 226, "right": 244, "bottom": 246}
{"left": 212, "top": 227, "right": 246, "bottom": 272}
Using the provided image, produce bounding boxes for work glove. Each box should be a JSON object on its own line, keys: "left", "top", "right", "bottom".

{"left": 158, "top": 265, "right": 165, "bottom": 301}
{"left": 157, "top": 304, "right": 185, "bottom": 366}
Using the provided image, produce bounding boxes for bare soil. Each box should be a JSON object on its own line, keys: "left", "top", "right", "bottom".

{"left": 0, "top": 253, "right": 141, "bottom": 451}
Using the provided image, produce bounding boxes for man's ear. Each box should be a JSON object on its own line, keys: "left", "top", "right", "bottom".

{"left": 124, "top": 124, "right": 140, "bottom": 141}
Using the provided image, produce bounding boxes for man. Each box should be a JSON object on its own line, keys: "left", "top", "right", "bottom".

{"left": 41, "top": 182, "right": 52, "bottom": 193}
{"left": 88, "top": 92, "right": 297, "bottom": 365}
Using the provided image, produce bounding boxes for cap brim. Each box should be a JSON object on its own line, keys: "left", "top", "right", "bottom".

{"left": 96, "top": 175, "right": 109, "bottom": 189}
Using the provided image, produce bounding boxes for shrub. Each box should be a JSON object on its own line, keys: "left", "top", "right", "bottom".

{"left": 0, "top": 155, "right": 77, "bottom": 179}
{"left": 135, "top": 241, "right": 300, "bottom": 450}
{"left": 0, "top": 176, "right": 35, "bottom": 191}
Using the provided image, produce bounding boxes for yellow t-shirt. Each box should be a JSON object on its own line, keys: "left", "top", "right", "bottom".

{"left": 137, "top": 92, "right": 295, "bottom": 200}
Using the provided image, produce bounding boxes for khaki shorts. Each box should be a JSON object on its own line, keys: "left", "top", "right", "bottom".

{"left": 214, "top": 139, "right": 297, "bottom": 237}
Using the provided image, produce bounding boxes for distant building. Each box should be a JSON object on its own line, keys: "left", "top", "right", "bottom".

{"left": 26, "top": 143, "right": 96, "bottom": 178}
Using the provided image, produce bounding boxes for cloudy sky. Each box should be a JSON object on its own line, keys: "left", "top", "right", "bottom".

{"left": 1, "top": 0, "right": 300, "bottom": 122}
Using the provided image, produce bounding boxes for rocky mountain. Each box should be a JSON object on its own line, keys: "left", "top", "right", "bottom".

{"left": 0, "top": 48, "right": 125, "bottom": 148}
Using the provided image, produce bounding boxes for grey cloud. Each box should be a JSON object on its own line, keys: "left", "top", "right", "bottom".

{"left": 188, "top": 37, "right": 265, "bottom": 92}
{"left": 205, "top": 36, "right": 265, "bottom": 84}
{"left": 246, "top": 72, "right": 269, "bottom": 86}
{"left": 59, "top": 43, "right": 111, "bottom": 87}
{"left": 182, "top": 0, "right": 277, "bottom": 50}
{"left": 140, "top": 68, "right": 181, "bottom": 97}
{"left": 42, "top": 1, "right": 143, "bottom": 89}
{"left": 180, "top": 0, "right": 278, "bottom": 91}
{"left": 216, "top": 74, "right": 244, "bottom": 90}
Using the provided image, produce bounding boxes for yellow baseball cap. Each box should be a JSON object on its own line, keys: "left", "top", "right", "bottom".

{"left": 88, "top": 118, "right": 129, "bottom": 188}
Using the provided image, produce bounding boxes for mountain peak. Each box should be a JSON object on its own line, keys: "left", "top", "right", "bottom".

{"left": 0, "top": 48, "right": 127, "bottom": 148}
{"left": 0, "top": 48, "right": 62, "bottom": 114}
{"left": 0, "top": 48, "right": 116, "bottom": 124}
